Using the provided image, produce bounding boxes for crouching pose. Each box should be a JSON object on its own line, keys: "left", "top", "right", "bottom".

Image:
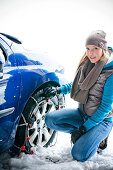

{"left": 44, "top": 30, "right": 113, "bottom": 162}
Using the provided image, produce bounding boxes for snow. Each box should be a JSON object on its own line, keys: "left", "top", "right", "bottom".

{"left": 1, "top": 131, "right": 113, "bottom": 170}
{"left": 1, "top": 97, "right": 113, "bottom": 170}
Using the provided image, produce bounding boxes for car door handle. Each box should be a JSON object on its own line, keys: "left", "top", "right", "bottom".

{"left": 0, "top": 107, "right": 15, "bottom": 118}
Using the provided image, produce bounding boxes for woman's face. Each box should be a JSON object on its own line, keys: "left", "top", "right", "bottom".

{"left": 86, "top": 45, "right": 103, "bottom": 63}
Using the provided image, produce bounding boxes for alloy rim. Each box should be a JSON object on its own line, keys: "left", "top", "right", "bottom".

{"left": 28, "top": 98, "right": 56, "bottom": 147}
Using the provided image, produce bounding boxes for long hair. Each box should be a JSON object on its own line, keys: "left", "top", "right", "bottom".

{"left": 77, "top": 49, "right": 107, "bottom": 69}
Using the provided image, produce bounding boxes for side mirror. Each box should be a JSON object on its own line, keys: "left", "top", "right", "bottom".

{"left": 0, "top": 50, "right": 5, "bottom": 79}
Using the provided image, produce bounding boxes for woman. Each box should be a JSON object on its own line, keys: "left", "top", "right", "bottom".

{"left": 44, "top": 30, "right": 113, "bottom": 162}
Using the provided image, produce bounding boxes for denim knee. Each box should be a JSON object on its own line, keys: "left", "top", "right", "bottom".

{"left": 71, "top": 142, "right": 95, "bottom": 162}
{"left": 45, "top": 112, "right": 51, "bottom": 128}
{"left": 71, "top": 147, "right": 88, "bottom": 162}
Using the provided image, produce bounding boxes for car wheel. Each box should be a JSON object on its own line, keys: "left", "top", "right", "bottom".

{"left": 15, "top": 85, "right": 65, "bottom": 151}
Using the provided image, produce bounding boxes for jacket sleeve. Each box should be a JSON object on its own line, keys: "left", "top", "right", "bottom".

{"left": 59, "top": 82, "right": 72, "bottom": 94}
{"left": 83, "top": 73, "right": 113, "bottom": 131}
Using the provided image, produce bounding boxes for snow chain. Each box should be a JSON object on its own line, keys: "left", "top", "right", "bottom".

{"left": 10, "top": 93, "right": 64, "bottom": 156}
{"left": 16, "top": 113, "right": 34, "bottom": 154}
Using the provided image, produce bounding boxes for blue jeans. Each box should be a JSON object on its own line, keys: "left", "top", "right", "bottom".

{"left": 45, "top": 108, "right": 113, "bottom": 162}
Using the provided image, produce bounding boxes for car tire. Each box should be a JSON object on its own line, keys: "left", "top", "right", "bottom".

{"left": 14, "top": 85, "right": 65, "bottom": 151}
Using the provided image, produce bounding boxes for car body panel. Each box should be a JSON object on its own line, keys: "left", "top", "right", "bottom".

{"left": 0, "top": 34, "right": 67, "bottom": 153}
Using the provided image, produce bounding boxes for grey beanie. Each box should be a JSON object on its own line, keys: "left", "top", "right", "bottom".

{"left": 85, "top": 30, "right": 107, "bottom": 50}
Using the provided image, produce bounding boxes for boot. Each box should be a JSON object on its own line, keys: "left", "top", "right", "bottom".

{"left": 97, "top": 136, "right": 108, "bottom": 154}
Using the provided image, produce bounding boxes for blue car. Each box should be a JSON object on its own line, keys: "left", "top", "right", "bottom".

{"left": 0, "top": 33, "right": 66, "bottom": 154}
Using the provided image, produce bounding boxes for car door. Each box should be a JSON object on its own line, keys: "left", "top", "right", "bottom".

{"left": 0, "top": 38, "right": 21, "bottom": 152}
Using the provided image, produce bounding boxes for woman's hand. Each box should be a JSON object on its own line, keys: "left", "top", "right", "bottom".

{"left": 43, "top": 86, "right": 61, "bottom": 98}
{"left": 71, "top": 125, "right": 86, "bottom": 144}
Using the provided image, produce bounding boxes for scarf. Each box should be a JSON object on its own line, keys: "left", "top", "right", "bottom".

{"left": 70, "top": 57, "right": 108, "bottom": 104}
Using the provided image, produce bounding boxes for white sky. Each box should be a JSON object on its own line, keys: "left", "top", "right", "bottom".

{"left": 0, "top": 0, "right": 113, "bottom": 80}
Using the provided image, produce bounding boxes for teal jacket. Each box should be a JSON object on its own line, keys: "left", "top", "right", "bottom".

{"left": 59, "top": 60, "right": 113, "bottom": 131}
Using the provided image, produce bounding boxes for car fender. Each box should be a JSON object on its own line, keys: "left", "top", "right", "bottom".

{"left": 16, "top": 67, "right": 60, "bottom": 118}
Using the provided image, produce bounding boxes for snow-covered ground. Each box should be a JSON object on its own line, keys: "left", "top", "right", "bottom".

{"left": 0, "top": 131, "right": 113, "bottom": 170}
{"left": 1, "top": 97, "right": 113, "bottom": 170}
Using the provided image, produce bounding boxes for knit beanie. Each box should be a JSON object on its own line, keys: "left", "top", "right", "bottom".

{"left": 85, "top": 30, "right": 107, "bottom": 50}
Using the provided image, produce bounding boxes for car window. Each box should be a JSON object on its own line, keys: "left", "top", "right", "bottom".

{"left": 0, "top": 48, "right": 5, "bottom": 70}
{"left": 0, "top": 44, "right": 7, "bottom": 61}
